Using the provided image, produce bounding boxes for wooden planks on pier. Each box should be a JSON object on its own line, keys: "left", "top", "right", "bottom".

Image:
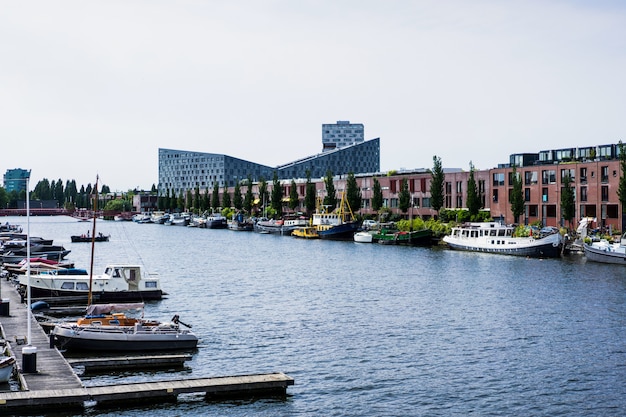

{"left": 0, "top": 275, "right": 83, "bottom": 392}
{"left": 67, "top": 354, "right": 192, "bottom": 372}
{"left": 0, "top": 372, "right": 294, "bottom": 412}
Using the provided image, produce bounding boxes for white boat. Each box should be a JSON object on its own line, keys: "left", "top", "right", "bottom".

{"left": 51, "top": 303, "right": 198, "bottom": 352}
{"left": 255, "top": 216, "right": 308, "bottom": 235}
{"left": 583, "top": 234, "right": 626, "bottom": 264}
{"left": 0, "top": 352, "right": 15, "bottom": 383}
{"left": 442, "top": 221, "right": 563, "bottom": 258}
{"left": 17, "top": 264, "right": 163, "bottom": 303}
{"left": 353, "top": 231, "right": 374, "bottom": 243}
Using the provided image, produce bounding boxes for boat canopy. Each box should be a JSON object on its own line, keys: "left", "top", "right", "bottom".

{"left": 86, "top": 303, "right": 144, "bottom": 316}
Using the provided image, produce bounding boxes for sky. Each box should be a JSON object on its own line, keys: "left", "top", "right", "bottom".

{"left": 1, "top": 1, "right": 625, "bottom": 192}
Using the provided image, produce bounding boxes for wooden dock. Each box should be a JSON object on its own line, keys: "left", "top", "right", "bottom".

{"left": 0, "top": 372, "right": 294, "bottom": 412}
{"left": 67, "top": 354, "right": 192, "bottom": 372}
{"left": 0, "top": 275, "right": 295, "bottom": 413}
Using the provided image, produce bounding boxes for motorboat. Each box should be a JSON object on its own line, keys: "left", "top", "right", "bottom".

{"left": 70, "top": 233, "right": 110, "bottom": 242}
{"left": 583, "top": 233, "right": 626, "bottom": 264}
{"left": 442, "top": 221, "right": 563, "bottom": 258}
{"left": 51, "top": 303, "right": 198, "bottom": 352}
{"left": 353, "top": 231, "right": 374, "bottom": 243}
{"left": 2, "top": 257, "right": 75, "bottom": 275}
{"left": 292, "top": 226, "right": 319, "bottom": 239}
{"left": 206, "top": 214, "right": 228, "bottom": 229}
{"left": 17, "top": 264, "right": 164, "bottom": 303}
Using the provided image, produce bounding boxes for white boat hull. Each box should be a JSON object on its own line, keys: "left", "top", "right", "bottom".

{"left": 52, "top": 324, "right": 198, "bottom": 351}
{"left": 583, "top": 243, "right": 626, "bottom": 264}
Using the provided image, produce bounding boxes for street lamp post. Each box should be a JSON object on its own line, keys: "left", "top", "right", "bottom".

{"left": 22, "top": 173, "right": 38, "bottom": 373}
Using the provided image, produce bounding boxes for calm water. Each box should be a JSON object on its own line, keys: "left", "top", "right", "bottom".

{"left": 6, "top": 216, "right": 626, "bottom": 416}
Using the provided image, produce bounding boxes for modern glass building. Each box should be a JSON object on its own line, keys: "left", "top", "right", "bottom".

{"left": 158, "top": 121, "right": 380, "bottom": 197}
{"left": 3, "top": 168, "right": 31, "bottom": 193}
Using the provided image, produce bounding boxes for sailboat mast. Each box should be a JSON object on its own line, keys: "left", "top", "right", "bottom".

{"left": 88, "top": 177, "right": 98, "bottom": 306}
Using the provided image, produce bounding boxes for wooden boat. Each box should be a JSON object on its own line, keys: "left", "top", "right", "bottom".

{"left": 311, "top": 193, "right": 361, "bottom": 240}
{"left": 51, "top": 303, "right": 198, "bottom": 352}
{"left": 292, "top": 226, "right": 319, "bottom": 239}
{"left": 17, "top": 264, "right": 163, "bottom": 303}
{"left": 373, "top": 228, "right": 432, "bottom": 246}
{"left": 442, "top": 221, "right": 563, "bottom": 258}
{"left": 583, "top": 233, "right": 626, "bottom": 264}
{"left": 70, "top": 233, "right": 110, "bottom": 242}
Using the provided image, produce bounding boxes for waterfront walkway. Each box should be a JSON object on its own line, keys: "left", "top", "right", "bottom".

{"left": 0, "top": 274, "right": 83, "bottom": 392}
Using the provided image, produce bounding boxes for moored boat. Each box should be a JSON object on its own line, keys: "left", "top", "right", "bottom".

{"left": 206, "top": 213, "right": 228, "bottom": 229}
{"left": 373, "top": 228, "right": 432, "bottom": 246}
{"left": 442, "top": 221, "right": 563, "bottom": 258}
{"left": 17, "top": 264, "right": 164, "bottom": 303}
{"left": 583, "top": 234, "right": 626, "bottom": 264}
{"left": 71, "top": 233, "right": 110, "bottom": 242}
{"left": 0, "top": 355, "right": 15, "bottom": 383}
{"left": 311, "top": 193, "right": 361, "bottom": 240}
{"left": 292, "top": 226, "right": 319, "bottom": 239}
{"left": 353, "top": 231, "right": 374, "bottom": 243}
{"left": 51, "top": 303, "right": 198, "bottom": 352}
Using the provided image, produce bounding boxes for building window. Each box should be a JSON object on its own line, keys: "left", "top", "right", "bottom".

{"left": 528, "top": 205, "right": 538, "bottom": 217}
{"left": 580, "top": 186, "right": 587, "bottom": 202}
{"left": 542, "top": 170, "right": 556, "bottom": 184}
{"left": 525, "top": 171, "right": 538, "bottom": 185}
{"left": 493, "top": 189, "right": 498, "bottom": 202}
{"left": 493, "top": 173, "right": 505, "bottom": 186}
{"left": 601, "top": 166, "right": 609, "bottom": 183}
{"left": 601, "top": 186, "right": 609, "bottom": 201}
{"left": 542, "top": 188, "right": 548, "bottom": 203}
{"left": 524, "top": 188, "right": 531, "bottom": 202}
{"left": 560, "top": 168, "right": 575, "bottom": 183}
{"left": 580, "top": 167, "right": 587, "bottom": 184}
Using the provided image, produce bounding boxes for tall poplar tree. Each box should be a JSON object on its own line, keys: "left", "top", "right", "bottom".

{"left": 466, "top": 162, "right": 481, "bottom": 218}
{"left": 510, "top": 165, "right": 525, "bottom": 224}
{"left": 430, "top": 155, "right": 445, "bottom": 215}
{"left": 323, "top": 170, "right": 337, "bottom": 211}
{"left": 289, "top": 179, "right": 299, "bottom": 212}
{"left": 270, "top": 172, "right": 283, "bottom": 217}
{"left": 304, "top": 170, "right": 316, "bottom": 215}
{"left": 398, "top": 177, "right": 410, "bottom": 214}
{"left": 233, "top": 181, "right": 243, "bottom": 211}
{"left": 372, "top": 177, "right": 383, "bottom": 212}
{"left": 244, "top": 175, "right": 253, "bottom": 214}
{"left": 561, "top": 172, "right": 575, "bottom": 229}
{"left": 211, "top": 183, "right": 220, "bottom": 212}
{"left": 617, "top": 141, "right": 626, "bottom": 231}
{"left": 346, "top": 172, "right": 361, "bottom": 213}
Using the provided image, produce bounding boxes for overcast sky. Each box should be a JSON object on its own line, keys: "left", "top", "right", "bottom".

{"left": 2, "top": 1, "right": 625, "bottom": 192}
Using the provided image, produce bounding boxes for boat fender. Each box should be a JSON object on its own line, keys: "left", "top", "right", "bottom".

{"left": 30, "top": 301, "right": 49, "bottom": 311}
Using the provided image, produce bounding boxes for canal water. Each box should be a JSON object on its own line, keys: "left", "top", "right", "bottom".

{"left": 5, "top": 216, "right": 626, "bottom": 416}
